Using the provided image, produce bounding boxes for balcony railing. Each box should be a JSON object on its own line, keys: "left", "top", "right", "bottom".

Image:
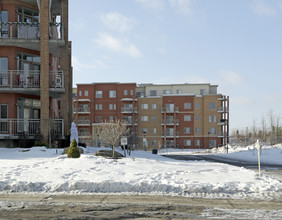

{"left": 121, "top": 107, "right": 138, "bottom": 113}
{"left": 77, "top": 120, "right": 90, "bottom": 125}
{"left": 122, "top": 119, "right": 138, "bottom": 125}
{"left": 77, "top": 107, "right": 90, "bottom": 113}
{"left": 161, "top": 107, "right": 179, "bottom": 113}
{"left": 162, "top": 131, "right": 179, "bottom": 138}
{"left": 218, "top": 107, "right": 229, "bottom": 112}
{"left": 0, "top": 119, "right": 63, "bottom": 137}
{"left": 78, "top": 131, "right": 90, "bottom": 137}
{"left": 0, "top": 22, "right": 63, "bottom": 40}
{"left": 0, "top": 70, "right": 63, "bottom": 89}
{"left": 161, "top": 119, "right": 179, "bottom": 125}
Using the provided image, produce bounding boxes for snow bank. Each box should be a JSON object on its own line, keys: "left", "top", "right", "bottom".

{"left": 0, "top": 146, "right": 282, "bottom": 200}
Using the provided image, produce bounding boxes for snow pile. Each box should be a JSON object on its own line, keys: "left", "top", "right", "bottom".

{"left": 0, "top": 146, "right": 282, "bottom": 200}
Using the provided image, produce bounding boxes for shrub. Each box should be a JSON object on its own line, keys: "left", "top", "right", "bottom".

{"left": 79, "top": 142, "right": 87, "bottom": 148}
{"left": 67, "top": 139, "right": 80, "bottom": 158}
{"left": 94, "top": 150, "right": 124, "bottom": 159}
{"left": 34, "top": 142, "right": 48, "bottom": 147}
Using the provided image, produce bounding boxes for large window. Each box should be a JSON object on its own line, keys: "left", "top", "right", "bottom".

{"left": 184, "top": 127, "right": 191, "bottom": 134}
{"left": 184, "top": 140, "right": 191, "bottom": 146}
{"left": 209, "top": 127, "right": 216, "bottom": 135}
{"left": 0, "top": 57, "right": 8, "bottom": 85}
{"left": 209, "top": 103, "right": 216, "bottom": 110}
{"left": 184, "top": 103, "right": 192, "bottom": 109}
{"left": 0, "top": 104, "right": 8, "bottom": 133}
{"left": 152, "top": 104, "right": 157, "bottom": 109}
{"left": 150, "top": 90, "right": 157, "bottom": 96}
{"left": 141, "top": 104, "right": 148, "bottom": 109}
{"left": 109, "top": 90, "right": 116, "bottom": 98}
{"left": 209, "top": 115, "right": 216, "bottom": 123}
{"left": 209, "top": 140, "right": 217, "bottom": 148}
{"left": 184, "top": 115, "right": 191, "bottom": 121}
{"left": 141, "top": 116, "right": 148, "bottom": 122}
{"left": 0, "top": 11, "right": 8, "bottom": 38}
{"left": 96, "top": 90, "right": 102, "bottom": 98}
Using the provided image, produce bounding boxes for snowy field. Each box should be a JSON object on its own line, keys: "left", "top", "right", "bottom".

{"left": 0, "top": 145, "right": 282, "bottom": 200}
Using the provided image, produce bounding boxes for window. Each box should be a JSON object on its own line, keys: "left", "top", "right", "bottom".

{"left": 163, "top": 90, "right": 170, "bottom": 94}
{"left": 152, "top": 116, "right": 156, "bottom": 122}
{"left": 184, "top": 115, "right": 191, "bottom": 121}
{"left": 165, "top": 104, "right": 174, "bottom": 112}
{"left": 79, "top": 91, "right": 82, "bottom": 96}
{"left": 130, "top": 90, "right": 134, "bottom": 95}
{"left": 0, "top": 104, "right": 8, "bottom": 119}
{"left": 176, "top": 89, "right": 181, "bottom": 94}
{"left": 95, "top": 116, "right": 103, "bottom": 123}
{"left": 152, "top": 128, "right": 157, "bottom": 134}
{"left": 152, "top": 140, "right": 157, "bottom": 146}
{"left": 195, "top": 115, "right": 200, "bottom": 121}
{"left": 136, "top": 92, "right": 145, "bottom": 97}
{"left": 150, "top": 90, "right": 157, "bottom": 96}
{"left": 184, "top": 127, "right": 191, "bottom": 134}
{"left": 0, "top": 11, "right": 8, "bottom": 38}
{"left": 166, "top": 128, "right": 174, "bottom": 136}
{"left": 141, "top": 104, "right": 148, "bottom": 109}
{"left": 141, "top": 116, "right": 148, "bottom": 121}
{"left": 209, "top": 140, "right": 217, "bottom": 148}
{"left": 195, "top": 128, "right": 200, "bottom": 134}
{"left": 200, "top": 89, "right": 206, "bottom": 95}
{"left": 209, "top": 103, "right": 216, "bottom": 110}
{"left": 109, "top": 90, "right": 116, "bottom": 98}
{"left": 95, "top": 104, "right": 102, "bottom": 110}
{"left": 84, "top": 90, "right": 88, "bottom": 96}
{"left": 109, "top": 104, "right": 116, "bottom": 110}
{"left": 195, "top": 140, "right": 200, "bottom": 147}
{"left": 209, "top": 127, "right": 216, "bottom": 135}
{"left": 152, "top": 104, "right": 157, "bottom": 109}
{"left": 184, "top": 103, "right": 192, "bottom": 109}
{"left": 109, "top": 116, "right": 116, "bottom": 121}
{"left": 0, "top": 57, "right": 8, "bottom": 85}
{"left": 209, "top": 115, "right": 216, "bottom": 123}
{"left": 124, "top": 90, "right": 128, "bottom": 95}
{"left": 96, "top": 90, "right": 102, "bottom": 98}
{"left": 78, "top": 128, "right": 90, "bottom": 136}
{"left": 184, "top": 140, "right": 191, "bottom": 146}
{"left": 142, "top": 128, "right": 148, "bottom": 134}
{"left": 195, "top": 103, "right": 200, "bottom": 109}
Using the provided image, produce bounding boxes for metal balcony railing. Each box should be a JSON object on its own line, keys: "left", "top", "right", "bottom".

{"left": 0, "top": 22, "right": 63, "bottom": 40}
{"left": 121, "top": 107, "right": 138, "bottom": 113}
{"left": 77, "top": 120, "right": 90, "bottom": 125}
{"left": 0, "top": 70, "right": 63, "bottom": 89}
{"left": 0, "top": 119, "right": 63, "bottom": 137}
{"left": 162, "top": 131, "right": 179, "bottom": 138}
{"left": 77, "top": 107, "right": 90, "bottom": 113}
{"left": 161, "top": 119, "right": 179, "bottom": 125}
{"left": 161, "top": 107, "right": 179, "bottom": 113}
{"left": 218, "top": 107, "right": 229, "bottom": 112}
{"left": 122, "top": 119, "right": 138, "bottom": 125}
{"left": 78, "top": 131, "right": 90, "bottom": 137}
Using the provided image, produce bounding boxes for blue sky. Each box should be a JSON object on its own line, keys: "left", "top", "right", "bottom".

{"left": 69, "top": 0, "right": 282, "bottom": 131}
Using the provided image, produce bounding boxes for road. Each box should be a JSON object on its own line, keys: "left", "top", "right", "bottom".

{"left": 163, "top": 154, "right": 282, "bottom": 169}
{"left": 1, "top": 194, "right": 282, "bottom": 219}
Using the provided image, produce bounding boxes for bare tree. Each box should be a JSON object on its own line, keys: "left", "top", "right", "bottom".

{"left": 97, "top": 120, "right": 129, "bottom": 158}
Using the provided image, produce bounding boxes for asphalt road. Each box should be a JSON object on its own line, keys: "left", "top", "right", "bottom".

{"left": 163, "top": 154, "right": 282, "bottom": 169}
{"left": 1, "top": 194, "right": 282, "bottom": 219}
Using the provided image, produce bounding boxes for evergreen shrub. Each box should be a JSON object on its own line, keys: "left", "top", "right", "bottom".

{"left": 67, "top": 139, "right": 80, "bottom": 158}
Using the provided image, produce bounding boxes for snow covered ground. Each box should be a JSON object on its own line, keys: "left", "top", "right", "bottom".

{"left": 0, "top": 145, "right": 282, "bottom": 200}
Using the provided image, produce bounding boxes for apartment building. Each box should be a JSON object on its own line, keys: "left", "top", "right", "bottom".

{"left": 73, "top": 83, "right": 138, "bottom": 146}
{"left": 73, "top": 83, "right": 229, "bottom": 149}
{"left": 0, "top": 0, "right": 72, "bottom": 147}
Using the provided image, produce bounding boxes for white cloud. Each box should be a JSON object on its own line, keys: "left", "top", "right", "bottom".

{"left": 219, "top": 70, "right": 244, "bottom": 85}
{"left": 159, "top": 48, "right": 167, "bottom": 54}
{"left": 101, "top": 13, "right": 136, "bottom": 33}
{"left": 168, "top": 0, "right": 193, "bottom": 15}
{"left": 135, "top": 0, "right": 165, "bottom": 10}
{"left": 153, "top": 75, "right": 208, "bottom": 84}
{"left": 232, "top": 97, "right": 253, "bottom": 106}
{"left": 72, "top": 56, "right": 106, "bottom": 71}
{"left": 94, "top": 32, "right": 142, "bottom": 58}
{"left": 250, "top": 0, "right": 276, "bottom": 16}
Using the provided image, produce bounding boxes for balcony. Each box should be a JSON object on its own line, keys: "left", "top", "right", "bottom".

{"left": 161, "top": 107, "right": 179, "bottom": 113}
{"left": 78, "top": 131, "right": 91, "bottom": 138}
{"left": 0, "top": 70, "right": 64, "bottom": 94}
{"left": 77, "top": 120, "right": 91, "bottom": 126}
{"left": 0, "top": 22, "right": 64, "bottom": 56}
{"left": 161, "top": 119, "right": 179, "bottom": 125}
{"left": 218, "top": 107, "right": 229, "bottom": 112}
{"left": 77, "top": 107, "right": 90, "bottom": 114}
{"left": 161, "top": 131, "right": 179, "bottom": 138}
{"left": 121, "top": 107, "right": 138, "bottom": 113}
{"left": 122, "top": 119, "right": 138, "bottom": 126}
{"left": 0, "top": 119, "right": 63, "bottom": 138}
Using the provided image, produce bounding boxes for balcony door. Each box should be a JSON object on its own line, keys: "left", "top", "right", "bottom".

{"left": 0, "top": 104, "right": 8, "bottom": 134}
{"left": 0, "top": 11, "right": 8, "bottom": 38}
{"left": 0, "top": 57, "right": 8, "bottom": 86}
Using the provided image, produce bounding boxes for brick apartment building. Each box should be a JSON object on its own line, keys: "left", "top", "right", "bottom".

{"left": 0, "top": 0, "right": 72, "bottom": 147}
{"left": 73, "top": 83, "right": 229, "bottom": 149}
